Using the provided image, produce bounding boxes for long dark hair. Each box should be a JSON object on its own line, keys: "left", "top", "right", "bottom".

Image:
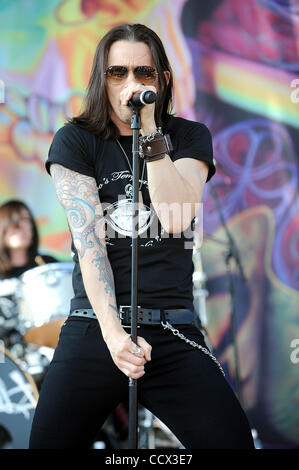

{"left": 69, "top": 23, "right": 174, "bottom": 139}
{"left": 0, "top": 200, "right": 38, "bottom": 276}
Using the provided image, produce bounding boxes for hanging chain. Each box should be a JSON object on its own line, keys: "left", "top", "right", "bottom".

{"left": 161, "top": 320, "right": 225, "bottom": 377}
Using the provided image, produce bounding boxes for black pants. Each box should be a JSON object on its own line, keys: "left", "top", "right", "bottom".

{"left": 29, "top": 316, "right": 254, "bottom": 449}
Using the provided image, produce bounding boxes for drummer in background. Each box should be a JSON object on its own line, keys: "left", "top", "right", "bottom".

{"left": 0, "top": 200, "right": 56, "bottom": 280}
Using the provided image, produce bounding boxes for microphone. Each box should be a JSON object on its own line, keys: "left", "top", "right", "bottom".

{"left": 128, "top": 90, "right": 157, "bottom": 108}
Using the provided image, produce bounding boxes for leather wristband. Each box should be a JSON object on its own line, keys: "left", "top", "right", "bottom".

{"left": 139, "top": 133, "right": 173, "bottom": 162}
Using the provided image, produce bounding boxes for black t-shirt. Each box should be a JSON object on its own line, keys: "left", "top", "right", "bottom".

{"left": 46, "top": 115, "right": 215, "bottom": 311}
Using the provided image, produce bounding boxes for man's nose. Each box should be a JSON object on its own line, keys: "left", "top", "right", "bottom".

{"left": 125, "top": 70, "right": 138, "bottom": 84}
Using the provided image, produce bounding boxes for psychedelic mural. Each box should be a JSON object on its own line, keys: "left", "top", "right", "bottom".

{"left": 180, "top": 0, "right": 299, "bottom": 448}
{"left": 0, "top": 0, "right": 298, "bottom": 448}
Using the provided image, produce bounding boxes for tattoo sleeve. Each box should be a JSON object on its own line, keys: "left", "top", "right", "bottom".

{"left": 50, "top": 163, "right": 116, "bottom": 304}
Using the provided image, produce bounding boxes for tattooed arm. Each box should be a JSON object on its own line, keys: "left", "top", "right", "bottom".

{"left": 50, "top": 164, "right": 151, "bottom": 378}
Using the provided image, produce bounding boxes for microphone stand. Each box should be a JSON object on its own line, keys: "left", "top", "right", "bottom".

{"left": 128, "top": 105, "right": 141, "bottom": 449}
{"left": 209, "top": 185, "right": 246, "bottom": 407}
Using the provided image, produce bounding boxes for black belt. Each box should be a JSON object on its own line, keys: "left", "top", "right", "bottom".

{"left": 69, "top": 307, "right": 197, "bottom": 326}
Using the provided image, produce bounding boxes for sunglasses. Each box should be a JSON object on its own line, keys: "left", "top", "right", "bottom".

{"left": 104, "top": 65, "right": 158, "bottom": 85}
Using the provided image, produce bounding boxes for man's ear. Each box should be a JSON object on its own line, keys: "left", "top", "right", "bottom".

{"left": 163, "top": 70, "right": 170, "bottom": 86}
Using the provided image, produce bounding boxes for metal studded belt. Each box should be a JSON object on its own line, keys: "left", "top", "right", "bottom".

{"left": 69, "top": 307, "right": 197, "bottom": 327}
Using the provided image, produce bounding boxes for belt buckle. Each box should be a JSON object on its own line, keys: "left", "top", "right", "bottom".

{"left": 119, "top": 305, "right": 141, "bottom": 328}
{"left": 119, "top": 305, "right": 128, "bottom": 321}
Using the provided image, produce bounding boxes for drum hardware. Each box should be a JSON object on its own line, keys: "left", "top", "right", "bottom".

{"left": 138, "top": 407, "right": 155, "bottom": 449}
{"left": 209, "top": 185, "right": 246, "bottom": 407}
{"left": 0, "top": 297, "right": 18, "bottom": 323}
{"left": 251, "top": 428, "right": 262, "bottom": 449}
{"left": 17, "top": 345, "right": 52, "bottom": 378}
{"left": 137, "top": 407, "right": 184, "bottom": 449}
{"left": 192, "top": 217, "right": 210, "bottom": 328}
{"left": 152, "top": 417, "right": 184, "bottom": 449}
{"left": 0, "top": 277, "right": 21, "bottom": 345}
{"left": 192, "top": 244, "right": 214, "bottom": 353}
{"left": 148, "top": 412, "right": 183, "bottom": 449}
{"left": 92, "top": 406, "right": 184, "bottom": 450}
{"left": 44, "top": 270, "right": 64, "bottom": 287}
{"left": 192, "top": 250, "right": 209, "bottom": 327}
{"left": 5, "top": 341, "right": 53, "bottom": 391}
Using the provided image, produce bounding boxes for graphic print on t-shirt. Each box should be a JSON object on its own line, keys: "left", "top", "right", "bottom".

{"left": 98, "top": 170, "right": 159, "bottom": 243}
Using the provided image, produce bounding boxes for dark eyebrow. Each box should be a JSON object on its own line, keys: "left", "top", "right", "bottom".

{"left": 107, "top": 65, "right": 155, "bottom": 69}
{"left": 106, "top": 65, "right": 127, "bottom": 69}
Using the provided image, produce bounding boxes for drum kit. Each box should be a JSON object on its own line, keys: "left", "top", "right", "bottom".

{"left": 0, "top": 262, "right": 73, "bottom": 449}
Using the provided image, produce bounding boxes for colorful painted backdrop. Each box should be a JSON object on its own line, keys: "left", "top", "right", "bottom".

{"left": 0, "top": 0, "right": 298, "bottom": 448}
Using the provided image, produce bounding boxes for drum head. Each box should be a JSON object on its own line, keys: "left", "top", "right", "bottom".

{"left": 17, "top": 263, "right": 73, "bottom": 347}
{"left": 0, "top": 346, "right": 38, "bottom": 449}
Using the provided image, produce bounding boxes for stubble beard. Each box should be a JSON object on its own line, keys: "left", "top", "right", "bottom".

{"left": 110, "top": 103, "right": 133, "bottom": 133}
{"left": 120, "top": 105, "right": 133, "bottom": 124}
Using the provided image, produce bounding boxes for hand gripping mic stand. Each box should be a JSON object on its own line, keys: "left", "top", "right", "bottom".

{"left": 128, "top": 104, "right": 142, "bottom": 449}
